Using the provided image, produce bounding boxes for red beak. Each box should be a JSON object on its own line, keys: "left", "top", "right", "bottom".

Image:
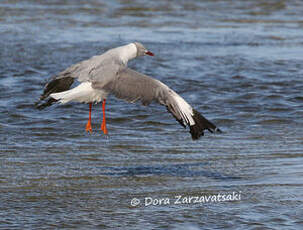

{"left": 145, "top": 51, "right": 154, "bottom": 56}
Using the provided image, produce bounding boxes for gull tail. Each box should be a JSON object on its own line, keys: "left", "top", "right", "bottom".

{"left": 50, "top": 82, "right": 101, "bottom": 104}
{"left": 50, "top": 90, "right": 74, "bottom": 104}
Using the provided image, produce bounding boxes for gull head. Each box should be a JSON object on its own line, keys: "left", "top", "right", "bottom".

{"left": 133, "top": 42, "right": 154, "bottom": 57}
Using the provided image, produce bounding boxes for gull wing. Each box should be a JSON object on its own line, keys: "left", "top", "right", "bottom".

{"left": 99, "top": 68, "right": 221, "bottom": 139}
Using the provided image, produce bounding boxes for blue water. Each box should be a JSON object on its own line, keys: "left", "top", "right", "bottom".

{"left": 1, "top": 0, "right": 303, "bottom": 229}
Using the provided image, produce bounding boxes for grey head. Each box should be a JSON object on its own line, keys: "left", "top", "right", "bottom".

{"left": 133, "top": 42, "right": 154, "bottom": 57}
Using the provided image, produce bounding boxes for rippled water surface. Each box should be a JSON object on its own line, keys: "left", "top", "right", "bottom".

{"left": 1, "top": 0, "right": 303, "bottom": 229}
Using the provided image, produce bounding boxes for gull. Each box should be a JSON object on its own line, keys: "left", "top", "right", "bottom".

{"left": 36, "top": 42, "right": 221, "bottom": 140}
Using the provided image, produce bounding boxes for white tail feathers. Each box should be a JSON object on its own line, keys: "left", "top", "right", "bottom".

{"left": 50, "top": 82, "right": 106, "bottom": 104}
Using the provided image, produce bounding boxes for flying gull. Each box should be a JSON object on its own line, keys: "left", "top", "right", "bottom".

{"left": 35, "top": 42, "right": 221, "bottom": 140}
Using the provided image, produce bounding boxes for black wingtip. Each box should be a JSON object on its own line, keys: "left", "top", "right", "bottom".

{"left": 34, "top": 98, "right": 58, "bottom": 110}
{"left": 189, "top": 109, "right": 221, "bottom": 140}
{"left": 214, "top": 127, "right": 223, "bottom": 133}
{"left": 35, "top": 75, "right": 74, "bottom": 110}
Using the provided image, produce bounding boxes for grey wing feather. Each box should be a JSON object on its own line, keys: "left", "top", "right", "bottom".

{"left": 101, "top": 68, "right": 188, "bottom": 126}
{"left": 55, "top": 54, "right": 112, "bottom": 82}
{"left": 101, "top": 68, "right": 169, "bottom": 106}
{"left": 101, "top": 68, "right": 221, "bottom": 140}
{"left": 90, "top": 59, "right": 123, "bottom": 89}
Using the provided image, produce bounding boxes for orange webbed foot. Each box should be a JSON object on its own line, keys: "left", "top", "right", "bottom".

{"left": 101, "top": 119, "right": 108, "bottom": 135}
{"left": 86, "top": 103, "right": 93, "bottom": 133}
{"left": 86, "top": 120, "right": 92, "bottom": 133}
{"left": 101, "top": 99, "right": 108, "bottom": 135}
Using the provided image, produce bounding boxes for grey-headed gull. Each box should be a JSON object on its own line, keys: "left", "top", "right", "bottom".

{"left": 36, "top": 42, "right": 221, "bottom": 139}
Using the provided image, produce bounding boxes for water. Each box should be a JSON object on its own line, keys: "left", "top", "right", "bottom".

{"left": 1, "top": 0, "right": 303, "bottom": 229}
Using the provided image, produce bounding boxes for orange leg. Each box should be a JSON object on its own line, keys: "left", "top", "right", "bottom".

{"left": 101, "top": 99, "right": 108, "bottom": 134}
{"left": 85, "top": 103, "right": 92, "bottom": 133}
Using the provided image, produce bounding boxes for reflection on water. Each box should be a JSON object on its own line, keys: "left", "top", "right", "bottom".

{"left": 0, "top": 0, "right": 303, "bottom": 229}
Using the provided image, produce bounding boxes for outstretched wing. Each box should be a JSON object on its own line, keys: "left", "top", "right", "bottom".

{"left": 35, "top": 54, "right": 123, "bottom": 109}
{"left": 99, "top": 68, "right": 221, "bottom": 140}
